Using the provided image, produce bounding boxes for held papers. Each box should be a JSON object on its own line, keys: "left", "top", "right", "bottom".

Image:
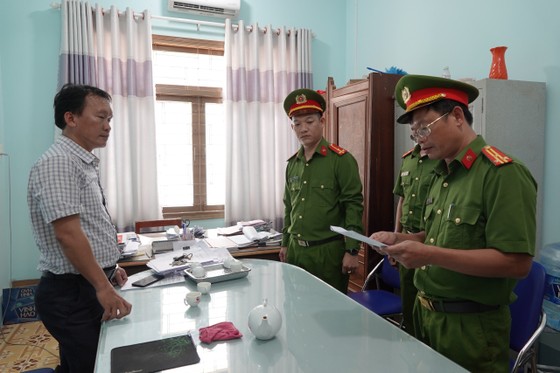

{"left": 329, "top": 225, "right": 387, "bottom": 248}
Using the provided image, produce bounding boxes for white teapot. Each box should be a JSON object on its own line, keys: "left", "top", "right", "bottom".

{"left": 247, "top": 299, "right": 282, "bottom": 340}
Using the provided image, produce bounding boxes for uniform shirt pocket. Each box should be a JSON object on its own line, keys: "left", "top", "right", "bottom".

{"left": 444, "top": 205, "right": 485, "bottom": 248}
{"left": 310, "top": 180, "right": 337, "bottom": 206}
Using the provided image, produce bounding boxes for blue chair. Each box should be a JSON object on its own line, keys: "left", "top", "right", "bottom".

{"left": 509, "top": 260, "right": 547, "bottom": 373}
{"left": 348, "top": 256, "right": 403, "bottom": 326}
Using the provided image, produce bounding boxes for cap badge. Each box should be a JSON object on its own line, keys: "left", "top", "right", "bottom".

{"left": 402, "top": 86, "right": 411, "bottom": 104}
{"left": 295, "top": 94, "right": 307, "bottom": 104}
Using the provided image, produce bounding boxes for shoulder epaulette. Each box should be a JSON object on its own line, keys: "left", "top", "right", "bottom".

{"left": 402, "top": 147, "right": 414, "bottom": 158}
{"left": 329, "top": 143, "right": 347, "bottom": 156}
{"left": 481, "top": 145, "right": 513, "bottom": 167}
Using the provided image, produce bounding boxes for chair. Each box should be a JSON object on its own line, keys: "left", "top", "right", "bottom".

{"left": 509, "top": 260, "right": 547, "bottom": 373}
{"left": 134, "top": 219, "right": 183, "bottom": 234}
{"left": 348, "top": 256, "right": 403, "bottom": 326}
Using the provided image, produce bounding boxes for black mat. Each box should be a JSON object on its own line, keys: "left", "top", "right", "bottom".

{"left": 111, "top": 334, "right": 200, "bottom": 373}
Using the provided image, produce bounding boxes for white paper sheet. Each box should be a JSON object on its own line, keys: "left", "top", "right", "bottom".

{"left": 330, "top": 225, "right": 387, "bottom": 248}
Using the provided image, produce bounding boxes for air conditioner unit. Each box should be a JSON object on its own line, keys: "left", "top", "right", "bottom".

{"left": 168, "top": 0, "right": 240, "bottom": 18}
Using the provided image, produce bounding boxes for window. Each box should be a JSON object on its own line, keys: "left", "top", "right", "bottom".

{"left": 152, "top": 35, "right": 226, "bottom": 219}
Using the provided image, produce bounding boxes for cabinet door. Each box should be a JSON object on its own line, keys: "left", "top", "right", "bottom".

{"left": 471, "top": 79, "right": 545, "bottom": 251}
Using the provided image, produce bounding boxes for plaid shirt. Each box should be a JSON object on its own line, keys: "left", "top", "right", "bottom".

{"left": 28, "top": 135, "right": 119, "bottom": 274}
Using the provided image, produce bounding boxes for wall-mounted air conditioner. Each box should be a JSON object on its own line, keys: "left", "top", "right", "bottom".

{"left": 168, "top": 0, "right": 240, "bottom": 18}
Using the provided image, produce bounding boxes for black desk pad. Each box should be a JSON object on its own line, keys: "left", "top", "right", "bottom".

{"left": 111, "top": 334, "right": 200, "bottom": 373}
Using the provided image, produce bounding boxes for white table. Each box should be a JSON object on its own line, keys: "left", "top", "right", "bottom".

{"left": 95, "top": 259, "right": 467, "bottom": 372}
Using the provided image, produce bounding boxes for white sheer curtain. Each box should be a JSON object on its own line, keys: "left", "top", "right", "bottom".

{"left": 224, "top": 19, "right": 313, "bottom": 229}
{"left": 58, "top": 0, "right": 159, "bottom": 231}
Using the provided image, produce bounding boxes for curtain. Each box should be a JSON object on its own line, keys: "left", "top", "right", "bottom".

{"left": 224, "top": 19, "right": 313, "bottom": 229}
{"left": 58, "top": 0, "right": 159, "bottom": 231}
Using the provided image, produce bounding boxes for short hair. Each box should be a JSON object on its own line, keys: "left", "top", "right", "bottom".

{"left": 53, "top": 84, "right": 112, "bottom": 129}
{"left": 429, "top": 99, "right": 473, "bottom": 126}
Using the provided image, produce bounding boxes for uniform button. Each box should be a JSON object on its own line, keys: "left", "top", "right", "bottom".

{"left": 455, "top": 218, "right": 461, "bottom": 224}
{"left": 306, "top": 163, "right": 309, "bottom": 166}
{"left": 297, "top": 234, "right": 302, "bottom": 237}
{"left": 443, "top": 182, "right": 449, "bottom": 188}
{"left": 301, "top": 198, "right": 305, "bottom": 201}
{"left": 436, "top": 209, "right": 442, "bottom": 215}
{"left": 419, "top": 160, "right": 423, "bottom": 164}
{"left": 429, "top": 238, "right": 434, "bottom": 243}
{"left": 415, "top": 177, "right": 419, "bottom": 181}
{"left": 408, "top": 210, "right": 413, "bottom": 215}
{"left": 411, "top": 193, "right": 416, "bottom": 198}
{"left": 321, "top": 185, "right": 324, "bottom": 189}
{"left": 303, "top": 181, "right": 307, "bottom": 184}
{"left": 421, "top": 265, "right": 427, "bottom": 270}
{"left": 299, "top": 215, "right": 303, "bottom": 219}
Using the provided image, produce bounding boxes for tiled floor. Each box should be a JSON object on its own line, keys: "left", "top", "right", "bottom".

{"left": 0, "top": 321, "right": 59, "bottom": 372}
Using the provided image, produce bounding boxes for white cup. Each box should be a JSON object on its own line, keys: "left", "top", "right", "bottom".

{"left": 223, "top": 257, "right": 236, "bottom": 269}
{"left": 184, "top": 291, "right": 201, "bottom": 307}
{"left": 230, "top": 260, "right": 243, "bottom": 272}
{"left": 191, "top": 266, "right": 206, "bottom": 278}
{"left": 197, "top": 281, "right": 211, "bottom": 294}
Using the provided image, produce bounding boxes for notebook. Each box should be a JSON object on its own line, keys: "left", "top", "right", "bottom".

{"left": 111, "top": 334, "right": 200, "bottom": 373}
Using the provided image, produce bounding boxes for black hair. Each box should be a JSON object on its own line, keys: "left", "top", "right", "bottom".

{"left": 53, "top": 84, "right": 112, "bottom": 129}
{"left": 429, "top": 99, "right": 473, "bottom": 125}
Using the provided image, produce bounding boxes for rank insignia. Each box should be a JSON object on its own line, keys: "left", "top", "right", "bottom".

{"left": 320, "top": 145, "right": 327, "bottom": 156}
{"left": 328, "top": 143, "right": 347, "bottom": 156}
{"left": 402, "top": 147, "right": 414, "bottom": 158}
{"left": 481, "top": 145, "right": 512, "bottom": 166}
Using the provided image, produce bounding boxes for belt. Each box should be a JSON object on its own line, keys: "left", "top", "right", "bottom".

{"left": 294, "top": 235, "right": 343, "bottom": 247}
{"left": 418, "top": 294, "right": 499, "bottom": 313}
{"left": 42, "top": 265, "right": 117, "bottom": 281}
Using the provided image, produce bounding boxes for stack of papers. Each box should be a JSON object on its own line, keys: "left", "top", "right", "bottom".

{"left": 146, "top": 242, "right": 234, "bottom": 275}
{"left": 204, "top": 228, "right": 282, "bottom": 248}
{"left": 118, "top": 232, "right": 140, "bottom": 257}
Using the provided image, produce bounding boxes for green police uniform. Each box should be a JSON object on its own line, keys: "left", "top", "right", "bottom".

{"left": 393, "top": 144, "right": 438, "bottom": 333}
{"left": 414, "top": 136, "right": 537, "bottom": 372}
{"left": 282, "top": 137, "right": 364, "bottom": 292}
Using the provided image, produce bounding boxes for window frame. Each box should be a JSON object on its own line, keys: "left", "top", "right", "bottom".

{"left": 152, "top": 35, "right": 225, "bottom": 220}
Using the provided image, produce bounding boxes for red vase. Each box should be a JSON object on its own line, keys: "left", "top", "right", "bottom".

{"left": 489, "top": 46, "right": 508, "bottom": 79}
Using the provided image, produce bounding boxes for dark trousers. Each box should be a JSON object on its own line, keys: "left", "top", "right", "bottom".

{"left": 36, "top": 274, "right": 104, "bottom": 373}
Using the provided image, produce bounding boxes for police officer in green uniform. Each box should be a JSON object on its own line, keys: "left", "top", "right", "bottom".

{"left": 393, "top": 144, "right": 438, "bottom": 334}
{"left": 279, "top": 88, "right": 364, "bottom": 293}
{"left": 371, "top": 75, "right": 536, "bottom": 372}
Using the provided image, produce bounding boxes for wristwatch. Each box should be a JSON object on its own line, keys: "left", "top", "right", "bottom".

{"left": 346, "top": 248, "right": 360, "bottom": 256}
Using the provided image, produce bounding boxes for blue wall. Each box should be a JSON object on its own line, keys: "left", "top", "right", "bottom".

{"left": 1, "top": 0, "right": 559, "bottom": 288}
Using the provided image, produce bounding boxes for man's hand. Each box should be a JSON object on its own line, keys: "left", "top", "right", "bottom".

{"left": 279, "top": 246, "right": 287, "bottom": 262}
{"left": 342, "top": 253, "right": 359, "bottom": 274}
{"left": 97, "top": 286, "right": 132, "bottom": 321}
{"left": 111, "top": 267, "right": 128, "bottom": 286}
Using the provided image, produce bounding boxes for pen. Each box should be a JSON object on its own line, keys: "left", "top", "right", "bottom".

{"left": 447, "top": 203, "right": 455, "bottom": 220}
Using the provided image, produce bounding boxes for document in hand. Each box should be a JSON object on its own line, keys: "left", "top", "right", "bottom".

{"left": 329, "top": 226, "right": 387, "bottom": 249}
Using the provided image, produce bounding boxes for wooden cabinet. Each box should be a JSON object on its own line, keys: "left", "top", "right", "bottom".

{"left": 325, "top": 73, "right": 401, "bottom": 292}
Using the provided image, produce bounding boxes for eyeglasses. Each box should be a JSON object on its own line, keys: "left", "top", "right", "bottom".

{"left": 409, "top": 112, "right": 450, "bottom": 141}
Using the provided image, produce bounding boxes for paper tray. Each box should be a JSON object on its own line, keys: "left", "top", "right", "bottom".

{"left": 184, "top": 263, "right": 250, "bottom": 284}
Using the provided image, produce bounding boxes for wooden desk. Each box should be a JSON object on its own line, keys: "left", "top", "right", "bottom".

{"left": 95, "top": 260, "right": 467, "bottom": 372}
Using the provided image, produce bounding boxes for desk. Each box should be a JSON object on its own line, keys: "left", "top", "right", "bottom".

{"left": 95, "top": 259, "right": 466, "bottom": 372}
{"left": 117, "top": 232, "right": 280, "bottom": 275}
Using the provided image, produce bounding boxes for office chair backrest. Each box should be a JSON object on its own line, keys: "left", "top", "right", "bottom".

{"left": 134, "top": 219, "right": 183, "bottom": 234}
{"left": 509, "top": 261, "right": 546, "bottom": 352}
{"left": 380, "top": 257, "right": 401, "bottom": 290}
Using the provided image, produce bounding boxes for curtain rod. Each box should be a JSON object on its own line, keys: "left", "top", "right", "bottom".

{"left": 49, "top": 2, "right": 301, "bottom": 35}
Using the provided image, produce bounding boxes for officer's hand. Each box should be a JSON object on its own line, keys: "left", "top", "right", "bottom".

{"left": 383, "top": 240, "right": 432, "bottom": 269}
{"left": 112, "top": 267, "right": 128, "bottom": 286}
{"left": 279, "top": 246, "right": 287, "bottom": 262}
{"left": 342, "top": 253, "right": 359, "bottom": 274}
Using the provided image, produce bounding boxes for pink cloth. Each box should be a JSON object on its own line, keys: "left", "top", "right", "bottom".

{"left": 199, "top": 321, "right": 242, "bottom": 344}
